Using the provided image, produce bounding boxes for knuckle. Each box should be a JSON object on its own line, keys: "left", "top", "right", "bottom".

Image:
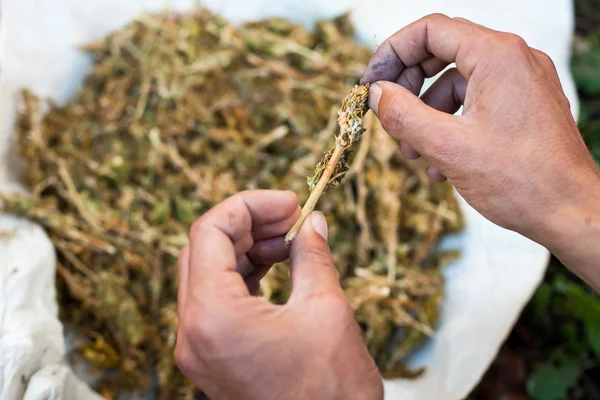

{"left": 230, "top": 191, "right": 246, "bottom": 204}
{"left": 181, "top": 305, "right": 218, "bottom": 345}
{"left": 425, "top": 13, "right": 450, "bottom": 23}
{"left": 180, "top": 306, "right": 201, "bottom": 338}
{"left": 484, "top": 33, "right": 532, "bottom": 69}
{"left": 174, "top": 341, "right": 194, "bottom": 375}
{"left": 534, "top": 49, "right": 555, "bottom": 69}
{"left": 227, "top": 193, "right": 252, "bottom": 230}
{"left": 189, "top": 216, "right": 207, "bottom": 240}
{"left": 179, "top": 303, "right": 239, "bottom": 361}
{"left": 499, "top": 33, "right": 529, "bottom": 55}
{"left": 452, "top": 16, "right": 472, "bottom": 24}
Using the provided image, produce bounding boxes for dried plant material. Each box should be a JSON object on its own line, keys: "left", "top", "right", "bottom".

{"left": 285, "top": 83, "right": 369, "bottom": 244}
{"left": 0, "top": 10, "right": 464, "bottom": 398}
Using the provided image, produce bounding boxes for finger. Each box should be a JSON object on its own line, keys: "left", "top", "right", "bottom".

{"left": 240, "top": 236, "right": 293, "bottom": 295}
{"left": 369, "top": 81, "right": 462, "bottom": 162}
{"left": 236, "top": 254, "right": 266, "bottom": 296}
{"left": 394, "top": 56, "right": 455, "bottom": 98}
{"left": 245, "top": 276, "right": 261, "bottom": 296}
{"left": 399, "top": 142, "right": 420, "bottom": 160}
{"left": 420, "top": 68, "right": 467, "bottom": 114}
{"left": 247, "top": 236, "right": 290, "bottom": 266}
{"left": 234, "top": 207, "right": 300, "bottom": 272}
{"left": 234, "top": 233, "right": 254, "bottom": 257}
{"left": 236, "top": 254, "right": 255, "bottom": 277}
{"left": 288, "top": 212, "right": 343, "bottom": 301}
{"left": 427, "top": 165, "right": 447, "bottom": 182}
{"left": 244, "top": 264, "right": 273, "bottom": 296}
{"left": 188, "top": 190, "right": 298, "bottom": 298}
{"left": 236, "top": 212, "right": 299, "bottom": 278}
{"left": 452, "top": 16, "right": 483, "bottom": 27}
{"left": 361, "top": 14, "right": 490, "bottom": 85}
{"left": 246, "top": 264, "right": 272, "bottom": 283}
{"left": 362, "top": 50, "right": 446, "bottom": 97}
{"left": 395, "top": 64, "right": 424, "bottom": 96}
{"left": 230, "top": 208, "right": 299, "bottom": 258}
{"left": 421, "top": 56, "right": 450, "bottom": 78}
{"left": 177, "top": 245, "right": 190, "bottom": 318}
{"left": 252, "top": 206, "right": 301, "bottom": 241}
{"left": 236, "top": 210, "right": 299, "bottom": 284}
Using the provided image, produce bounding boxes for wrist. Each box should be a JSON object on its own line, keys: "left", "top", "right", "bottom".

{"left": 532, "top": 167, "right": 600, "bottom": 290}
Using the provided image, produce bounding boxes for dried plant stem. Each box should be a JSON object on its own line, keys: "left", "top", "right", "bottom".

{"left": 285, "top": 141, "right": 344, "bottom": 244}
{"left": 285, "top": 84, "right": 370, "bottom": 245}
{"left": 384, "top": 173, "right": 403, "bottom": 282}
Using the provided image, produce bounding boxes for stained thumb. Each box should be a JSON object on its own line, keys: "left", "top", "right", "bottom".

{"left": 369, "top": 81, "right": 460, "bottom": 162}
{"left": 288, "top": 212, "right": 343, "bottom": 300}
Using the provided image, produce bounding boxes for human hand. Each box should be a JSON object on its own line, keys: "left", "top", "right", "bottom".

{"left": 361, "top": 14, "right": 600, "bottom": 246}
{"left": 175, "top": 190, "right": 383, "bottom": 400}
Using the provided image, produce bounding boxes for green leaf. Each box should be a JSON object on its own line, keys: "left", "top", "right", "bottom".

{"left": 553, "top": 276, "right": 569, "bottom": 293}
{"left": 578, "top": 101, "right": 590, "bottom": 126}
{"left": 590, "top": 34, "right": 600, "bottom": 50}
{"left": 572, "top": 50, "right": 600, "bottom": 96}
{"left": 582, "top": 128, "right": 600, "bottom": 164}
{"left": 586, "top": 320, "right": 600, "bottom": 357}
{"left": 564, "top": 283, "right": 600, "bottom": 356}
{"left": 150, "top": 197, "right": 171, "bottom": 224}
{"left": 527, "top": 361, "right": 581, "bottom": 400}
{"left": 173, "top": 196, "right": 194, "bottom": 224}
{"left": 533, "top": 283, "right": 552, "bottom": 316}
{"left": 560, "top": 321, "right": 579, "bottom": 346}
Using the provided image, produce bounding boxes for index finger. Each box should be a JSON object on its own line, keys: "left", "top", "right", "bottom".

{"left": 187, "top": 190, "right": 299, "bottom": 299}
{"left": 360, "top": 14, "right": 488, "bottom": 85}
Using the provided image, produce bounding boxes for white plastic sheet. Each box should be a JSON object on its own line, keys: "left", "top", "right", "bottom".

{"left": 0, "top": 0, "right": 577, "bottom": 398}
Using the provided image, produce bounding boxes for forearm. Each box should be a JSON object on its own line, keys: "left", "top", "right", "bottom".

{"left": 535, "top": 169, "right": 600, "bottom": 292}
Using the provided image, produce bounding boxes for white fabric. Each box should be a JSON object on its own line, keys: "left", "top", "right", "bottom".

{"left": 0, "top": 0, "right": 576, "bottom": 399}
{"left": 0, "top": 214, "right": 103, "bottom": 400}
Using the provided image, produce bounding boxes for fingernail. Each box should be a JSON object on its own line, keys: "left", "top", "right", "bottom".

{"left": 368, "top": 82, "right": 382, "bottom": 115}
{"left": 311, "top": 212, "right": 328, "bottom": 240}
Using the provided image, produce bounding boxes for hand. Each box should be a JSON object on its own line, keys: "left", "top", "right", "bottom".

{"left": 361, "top": 14, "right": 600, "bottom": 289}
{"left": 175, "top": 190, "right": 383, "bottom": 400}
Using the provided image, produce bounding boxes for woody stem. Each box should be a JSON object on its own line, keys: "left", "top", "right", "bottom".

{"left": 285, "top": 141, "right": 345, "bottom": 245}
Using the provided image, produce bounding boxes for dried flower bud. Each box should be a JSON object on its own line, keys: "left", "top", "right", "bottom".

{"left": 335, "top": 83, "right": 370, "bottom": 146}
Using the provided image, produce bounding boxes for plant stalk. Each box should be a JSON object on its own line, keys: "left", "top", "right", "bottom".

{"left": 285, "top": 141, "right": 345, "bottom": 245}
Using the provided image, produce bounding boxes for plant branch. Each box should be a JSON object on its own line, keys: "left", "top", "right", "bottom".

{"left": 285, "top": 84, "right": 370, "bottom": 245}
{"left": 285, "top": 141, "right": 344, "bottom": 244}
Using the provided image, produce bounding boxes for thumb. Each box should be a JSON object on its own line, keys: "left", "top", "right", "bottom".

{"left": 288, "top": 211, "right": 343, "bottom": 300}
{"left": 369, "top": 80, "right": 460, "bottom": 162}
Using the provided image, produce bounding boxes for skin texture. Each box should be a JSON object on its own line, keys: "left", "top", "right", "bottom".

{"left": 361, "top": 14, "right": 600, "bottom": 292}
{"left": 177, "top": 14, "right": 600, "bottom": 399}
{"left": 175, "top": 190, "right": 383, "bottom": 400}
